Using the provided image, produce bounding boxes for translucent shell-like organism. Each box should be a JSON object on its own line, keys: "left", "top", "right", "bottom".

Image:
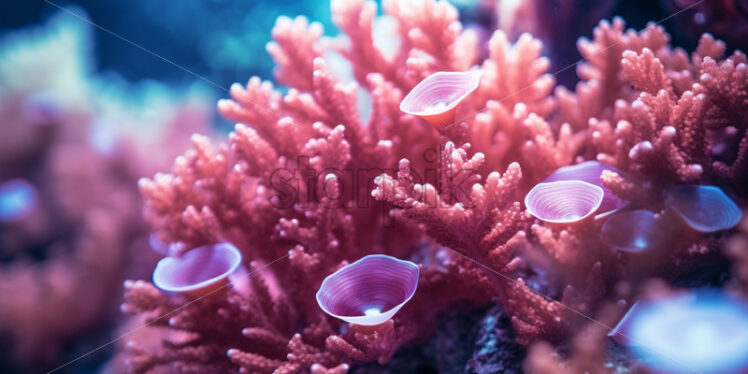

{"left": 316, "top": 254, "right": 419, "bottom": 326}
{"left": 544, "top": 161, "right": 627, "bottom": 216}
{"left": 524, "top": 180, "right": 604, "bottom": 224}
{"left": 612, "top": 291, "right": 748, "bottom": 374}
{"left": 153, "top": 242, "right": 243, "bottom": 298}
{"left": 0, "top": 179, "right": 38, "bottom": 222}
{"left": 400, "top": 70, "right": 481, "bottom": 128}
{"left": 664, "top": 185, "right": 742, "bottom": 233}
{"left": 600, "top": 210, "right": 665, "bottom": 252}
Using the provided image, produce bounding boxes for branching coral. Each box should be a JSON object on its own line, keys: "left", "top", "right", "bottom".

{"left": 559, "top": 19, "right": 748, "bottom": 194}
{"left": 121, "top": 0, "right": 748, "bottom": 373}
{"left": 128, "top": 1, "right": 499, "bottom": 371}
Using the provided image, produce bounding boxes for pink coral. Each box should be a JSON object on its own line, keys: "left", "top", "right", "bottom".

{"left": 121, "top": 1, "right": 748, "bottom": 373}
{"left": 560, "top": 21, "right": 748, "bottom": 194}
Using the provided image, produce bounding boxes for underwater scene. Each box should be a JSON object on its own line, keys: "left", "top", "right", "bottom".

{"left": 1, "top": 0, "right": 748, "bottom": 373}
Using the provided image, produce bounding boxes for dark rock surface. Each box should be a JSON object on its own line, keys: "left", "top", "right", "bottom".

{"left": 350, "top": 304, "right": 526, "bottom": 374}
{"left": 465, "top": 305, "right": 525, "bottom": 374}
{"left": 351, "top": 307, "right": 484, "bottom": 374}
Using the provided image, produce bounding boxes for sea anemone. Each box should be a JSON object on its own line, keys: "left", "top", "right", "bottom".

{"left": 525, "top": 180, "right": 604, "bottom": 223}
{"left": 399, "top": 70, "right": 481, "bottom": 128}
{"left": 600, "top": 210, "right": 666, "bottom": 252}
{"left": 316, "top": 255, "right": 419, "bottom": 326}
{"left": 543, "top": 161, "right": 627, "bottom": 216}
{"left": 153, "top": 242, "right": 243, "bottom": 298}
{"left": 664, "top": 185, "right": 742, "bottom": 233}
{"left": 615, "top": 291, "right": 748, "bottom": 374}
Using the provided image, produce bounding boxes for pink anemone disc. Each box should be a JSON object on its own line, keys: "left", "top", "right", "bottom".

{"left": 524, "top": 180, "right": 605, "bottom": 224}
{"left": 399, "top": 70, "right": 481, "bottom": 128}
{"left": 664, "top": 184, "right": 742, "bottom": 233}
{"left": 316, "top": 254, "right": 419, "bottom": 326}
{"left": 153, "top": 242, "right": 243, "bottom": 298}
{"left": 543, "top": 161, "right": 628, "bottom": 217}
{"left": 599, "top": 210, "right": 665, "bottom": 252}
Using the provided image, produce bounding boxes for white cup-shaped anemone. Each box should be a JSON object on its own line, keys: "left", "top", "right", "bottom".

{"left": 600, "top": 210, "right": 665, "bottom": 252}
{"left": 664, "top": 185, "right": 742, "bottom": 233}
{"left": 153, "top": 242, "right": 242, "bottom": 298}
{"left": 525, "top": 180, "right": 604, "bottom": 224}
{"left": 316, "top": 254, "right": 419, "bottom": 326}
{"left": 0, "top": 179, "right": 38, "bottom": 222}
{"left": 400, "top": 70, "right": 481, "bottom": 128}
{"left": 613, "top": 291, "right": 748, "bottom": 374}
{"left": 544, "top": 161, "right": 628, "bottom": 216}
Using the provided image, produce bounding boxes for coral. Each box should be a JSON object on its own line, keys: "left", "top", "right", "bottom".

{"left": 121, "top": 1, "right": 748, "bottom": 373}
{"left": 555, "top": 18, "right": 670, "bottom": 130}
{"left": 126, "top": 1, "right": 498, "bottom": 371}
{"left": 559, "top": 19, "right": 748, "bottom": 195}
{"left": 464, "top": 0, "right": 617, "bottom": 86}
{"left": 0, "top": 12, "right": 213, "bottom": 372}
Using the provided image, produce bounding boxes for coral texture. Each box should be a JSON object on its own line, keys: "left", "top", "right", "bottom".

{"left": 123, "top": 0, "right": 747, "bottom": 372}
